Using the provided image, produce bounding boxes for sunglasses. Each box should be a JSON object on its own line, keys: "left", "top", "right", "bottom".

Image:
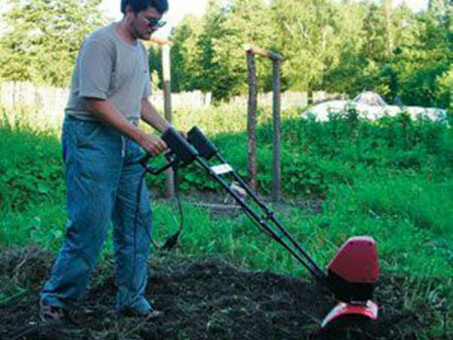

{"left": 143, "top": 16, "right": 166, "bottom": 28}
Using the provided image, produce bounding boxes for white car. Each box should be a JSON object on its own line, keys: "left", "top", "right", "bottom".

{"left": 302, "top": 91, "right": 447, "bottom": 122}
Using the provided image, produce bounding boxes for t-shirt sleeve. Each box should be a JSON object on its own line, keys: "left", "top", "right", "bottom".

{"left": 142, "top": 45, "right": 152, "bottom": 99}
{"left": 143, "top": 76, "right": 151, "bottom": 99}
{"left": 78, "top": 38, "right": 114, "bottom": 99}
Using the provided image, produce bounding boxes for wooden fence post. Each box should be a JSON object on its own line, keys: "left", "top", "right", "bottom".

{"left": 149, "top": 37, "right": 174, "bottom": 198}
{"left": 244, "top": 44, "right": 283, "bottom": 201}
{"left": 162, "top": 43, "right": 174, "bottom": 198}
{"left": 246, "top": 50, "right": 258, "bottom": 190}
{"left": 272, "top": 59, "right": 282, "bottom": 202}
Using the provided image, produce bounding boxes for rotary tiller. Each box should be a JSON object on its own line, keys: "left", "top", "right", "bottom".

{"left": 141, "top": 126, "right": 380, "bottom": 330}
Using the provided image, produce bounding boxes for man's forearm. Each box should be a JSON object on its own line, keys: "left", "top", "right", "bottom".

{"left": 140, "top": 99, "right": 171, "bottom": 133}
{"left": 86, "top": 98, "right": 148, "bottom": 144}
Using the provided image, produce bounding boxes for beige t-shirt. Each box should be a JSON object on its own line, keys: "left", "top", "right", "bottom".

{"left": 65, "top": 23, "right": 151, "bottom": 125}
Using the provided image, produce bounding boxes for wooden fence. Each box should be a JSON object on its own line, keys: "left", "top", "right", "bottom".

{"left": 0, "top": 81, "right": 344, "bottom": 129}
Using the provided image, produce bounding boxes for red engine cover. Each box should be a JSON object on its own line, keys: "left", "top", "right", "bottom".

{"left": 327, "top": 236, "right": 379, "bottom": 283}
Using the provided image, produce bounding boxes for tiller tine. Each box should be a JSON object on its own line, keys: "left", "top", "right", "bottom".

{"left": 321, "top": 300, "right": 378, "bottom": 329}
{"left": 322, "top": 236, "right": 379, "bottom": 329}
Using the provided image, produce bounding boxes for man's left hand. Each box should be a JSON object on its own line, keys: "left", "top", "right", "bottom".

{"left": 178, "top": 130, "right": 187, "bottom": 140}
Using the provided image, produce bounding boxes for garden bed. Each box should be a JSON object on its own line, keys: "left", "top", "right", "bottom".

{"left": 0, "top": 247, "right": 436, "bottom": 339}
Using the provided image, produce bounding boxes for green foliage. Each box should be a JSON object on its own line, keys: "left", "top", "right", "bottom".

{"left": 169, "top": 0, "right": 274, "bottom": 100}
{"left": 435, "top": 64, "right": 453, "bottom": 110}
{"left": 2, "top": 103, "right": 451, "bottom": 204}
{"left": 0, "top": 124, "right": 64, "bottom": 212}
{"left": 148, "top": 44, "right": 162, "bottom": 89}
{"left": 365, "top": 178, "right": 452, "bottom": 237}
{"left": 323, "top": 176, "right": 453, "bottom": 277}
{"left": 389, "top": 9, "right": 452, "bottom": 107}
{"left": 272, "top": 0, "right": 343, "bottom": 92}
{"left": 209, "top": 0, "right": 274, "bottom": 99}
{"left": 0, "top": 204, "right": 66, "bottom": 250}
{"left": 169, "top": 15, "right": 205, "bottom": 92}
{"left": 321, "top": 1, "right": 369, "bottom": 95}
{"left": 0, "top": 0, "right": 106, "bottom": 87}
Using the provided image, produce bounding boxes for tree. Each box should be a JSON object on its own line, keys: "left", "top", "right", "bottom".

{"left": 321, "top": 0, "right": 369, "bottom": 96}
{"left": 0, "top": 0, "right": 106, "bottom": 87}
{"left": 168, "top": 0, "right": 227, "bottom": 97}
{"left": 209, "top": 0, "right": 274, "bottom": 100}
{"left": 169, "top": 0, "right": 275, "bottom": 100}
{"left": 272, "top": 0, "right": 343, "bottom": 99}
{"left": 147, "top": 44, "right": 163, "bottom": 90}
{"left": 429, "top": 0, "right": 451, "bottom": 23}
{"left": 390, "top": 2, "right": 452, "bottom": 107}
{"left": 167, "top": 0, "right": 451, "bottom": 107}
{"left": 169, "top": 14, "right": 204, "bottom": 92}
{"left": 435, "top": 65, "right": 453, "bottom": 110}
{"left": 325, "top": 1, "right": 421, "bottom": 102}
{"left": 191, "top": 0, "right": 228, "bottom": 97}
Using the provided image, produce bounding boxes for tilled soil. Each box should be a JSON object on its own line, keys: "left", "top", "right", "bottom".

{"left": 0, "top": 247, "right": 438, "bottom": 340}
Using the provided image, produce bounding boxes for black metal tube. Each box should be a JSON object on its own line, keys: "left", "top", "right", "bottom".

{"left": 215, "top": 153, "right": 326, "bottom": 280}
{"left": 195, "top": 157, "right": 327, "bottom": 284}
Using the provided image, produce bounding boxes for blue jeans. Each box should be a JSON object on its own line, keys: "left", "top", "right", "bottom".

{"left": 41, "top": 117, "right": 153, "bottom": 315}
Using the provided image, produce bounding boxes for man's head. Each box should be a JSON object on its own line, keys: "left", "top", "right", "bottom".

{"left": 120, "top": 0, "right": 169, "bottom": 40}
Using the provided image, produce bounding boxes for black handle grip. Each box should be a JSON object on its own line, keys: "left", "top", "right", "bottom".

{"left": 187, "top": 126, "right": 218, "bottom": 160}
{"left": 137, "top": 128, "right": 198, "bottom": 166}
{"left": 162, "top": 128, "right": 198, "bottom": 165}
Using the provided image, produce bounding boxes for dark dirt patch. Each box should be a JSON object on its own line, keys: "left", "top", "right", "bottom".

{"left": 0, "top": 247, "right": 444, "bottom": 339}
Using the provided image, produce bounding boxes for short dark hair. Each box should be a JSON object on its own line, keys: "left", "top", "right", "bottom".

{"left": 121, "top": 0, "right": 169, "bottom": 15}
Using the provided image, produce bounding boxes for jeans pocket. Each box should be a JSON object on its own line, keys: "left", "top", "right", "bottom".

{"left": 62, "top": 118, "right": 82, "bottom": 163}
{"left": 74, "top": 120, "right": 103, "bottom": 149}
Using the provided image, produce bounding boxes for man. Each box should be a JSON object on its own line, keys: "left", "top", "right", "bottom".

{"left": 40, "top": 0, "right": 171, "bottom": 321}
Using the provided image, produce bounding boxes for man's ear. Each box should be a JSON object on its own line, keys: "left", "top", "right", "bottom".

{"left": 124, "top": 4, "right": 136, "bottom": 16}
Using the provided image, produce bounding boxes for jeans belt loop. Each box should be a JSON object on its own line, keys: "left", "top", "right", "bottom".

{"left": 121, "top": 136, "right": 126, "bottom": 158}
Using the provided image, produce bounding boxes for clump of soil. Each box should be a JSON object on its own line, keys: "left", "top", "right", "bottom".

{"left": 0, "top": 247, "right": 438, "bottom": 339}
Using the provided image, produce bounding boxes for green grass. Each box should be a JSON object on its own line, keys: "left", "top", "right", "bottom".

{"left": 3, "top": 192, "right": 450, "bottom": 280}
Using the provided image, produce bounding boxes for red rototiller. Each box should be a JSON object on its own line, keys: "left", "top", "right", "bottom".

{"left": 141, "top": 126, "right": 380, "bottom": 330}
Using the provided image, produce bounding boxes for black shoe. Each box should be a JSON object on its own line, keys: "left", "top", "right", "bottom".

{"left": 143, "top": 310, "right": 163, "bottom": 320}
{"left": 39, "top": 301, "right": 70, "bottom": 323}
{"left": 119, "top": 308, "right": 163, "bottom": 320}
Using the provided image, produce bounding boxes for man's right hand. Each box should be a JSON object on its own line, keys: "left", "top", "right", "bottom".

{"left": 138, "top": 133, "right": 168, "bottom": 157}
